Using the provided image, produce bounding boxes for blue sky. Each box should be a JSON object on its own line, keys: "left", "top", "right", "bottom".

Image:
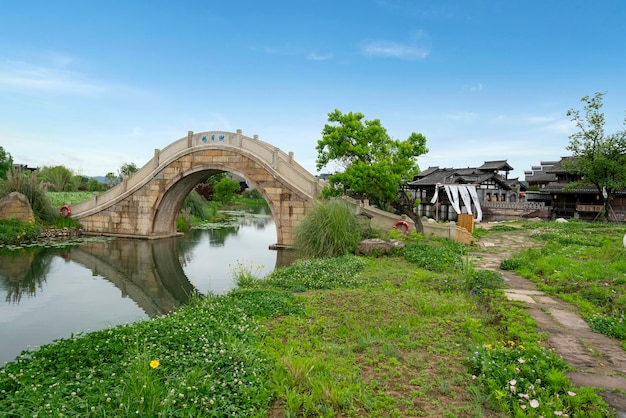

{"left": 1, "top": 1, "right": 625, "bottom": 180}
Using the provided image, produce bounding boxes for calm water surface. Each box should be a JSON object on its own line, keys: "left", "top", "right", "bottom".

{"left": 0, "top": 213, "right": 281, "bottom": 366}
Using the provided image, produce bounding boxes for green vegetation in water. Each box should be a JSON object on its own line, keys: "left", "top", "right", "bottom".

{"left": 0, "top": 231, "right": 611, "bottom": 417}
{"left": 499, "top": 220, "right": 626, "bottom": 347}
{"left": 0, "top": 235, "right": 114, "bottom": 251}
{"left": 178, "top": 189, "right": 270, "bottom": 232}
{"left": 193, "top": 210, "right": 271, "bottom": 230}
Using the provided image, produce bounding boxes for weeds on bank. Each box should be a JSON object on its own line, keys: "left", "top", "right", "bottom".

{"left": 0, "top": 291, "right": 300, "bottom": 417}
{"left": 468, "top": 340, "right": 607, "bottom": 416}
{"left": 0, "top": 228, "right": 611, "bottom": 416}
{"left": 252, "top": 235, "right": 607, "bottom": 416}
{"left": 0, "top": 218, "right": 40, "bottom": 245}
{"left": 231, "top": 260, "right": 266, "bottom": 288}
{"left": 252, "top": 255, "right": 368, "bottom": 291}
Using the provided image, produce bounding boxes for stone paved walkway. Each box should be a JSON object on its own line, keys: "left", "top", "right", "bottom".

{"left": 470, "top": 226, "right": 626, "bottom": 417}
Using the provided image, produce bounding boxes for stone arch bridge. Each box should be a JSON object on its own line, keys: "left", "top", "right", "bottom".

{"left": 72, "top": 130, "right": 324, "bottom": 247}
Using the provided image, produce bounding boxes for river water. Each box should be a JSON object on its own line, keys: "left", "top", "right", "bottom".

{"left": 0, "top": 212, "right": 283, "bottom": 366}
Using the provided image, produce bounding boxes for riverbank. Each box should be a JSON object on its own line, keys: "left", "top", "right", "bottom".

{"left": 1, "top": 223, "right": 617, "bottom": 417}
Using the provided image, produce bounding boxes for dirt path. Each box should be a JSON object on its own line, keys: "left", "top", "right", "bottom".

{"left": 470, "top": 227, "right": 626, "bottom": 417}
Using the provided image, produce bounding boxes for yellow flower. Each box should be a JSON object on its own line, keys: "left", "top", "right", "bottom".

{"left": 150, "top": 360, "right": 160, "bottom": 369}
{"left": 485, "top": 344, "right": 492, "bottom": 350}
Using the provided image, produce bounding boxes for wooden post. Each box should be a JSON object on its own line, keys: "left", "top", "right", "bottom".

{"left": 457, "top": 213, "right": 474, "bottom": 233}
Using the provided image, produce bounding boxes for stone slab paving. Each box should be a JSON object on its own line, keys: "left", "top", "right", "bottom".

{"left": 470, "top": 226, "right": 626, "bottom": 415}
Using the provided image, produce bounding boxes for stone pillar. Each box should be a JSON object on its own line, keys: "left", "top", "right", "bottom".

{"left": 154, "top": 149, "right": 160, "bottom": 169}
{"left": 449, "top": 221, "right": 457, "bottom": 241}
{"left": 272, "top": 148, "right": 279, "bottom": 170}
{"left": 236, "top": 129, "right": 242, "bottom": 147}
{"left": 187, "top": 131, "right": 193, "bottom": 147}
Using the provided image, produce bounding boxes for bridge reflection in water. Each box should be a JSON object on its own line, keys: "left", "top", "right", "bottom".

{"left": 0, "top": 216, "right": 291, "bottom": 365}
{"left": 70, "top": 238, "right": 196, "bottom": 317}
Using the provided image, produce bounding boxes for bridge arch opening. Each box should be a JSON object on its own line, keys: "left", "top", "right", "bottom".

{"left": 71, "top": 131, "right": 321, "bottom": 247}
{"left": 152, "top": 167, "right": 279, "bottom": 242}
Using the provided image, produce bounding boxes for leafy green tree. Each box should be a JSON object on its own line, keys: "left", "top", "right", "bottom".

{"left": 86, "top": 177, "right": 107, "bottom": 192}
{"left": 105, "top": 172, "right": 119, "bottom": 187}
{"left": 316, "top": 110, "right": 428, "bottom": 233}
{"left": 565, "top": 92, "right": 626, "bottom": 221}
{"left": 38, "top": 165, "right": 75, "bottom": 192}
{"left": 118, "top": 162, "right": 138, "bottom": 180}
{"left": 0, "top": 146, "right": 13, "bottom": 179}
{"left": 214, "top": 176, "right": 241, "bottom": 204}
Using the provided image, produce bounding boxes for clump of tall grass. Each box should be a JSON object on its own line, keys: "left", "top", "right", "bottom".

{"left": 294, "top": 199, "right": 363, "bottom": 258}
{"left": 183, "top": 190, "right": 212, "bottom": 219}
{"left": 0, "top": 168, "right": 56, "bottom": 222}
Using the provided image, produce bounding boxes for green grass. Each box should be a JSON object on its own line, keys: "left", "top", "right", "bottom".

{"left": 498, "top": 220, "right": 626, "bottom": 345}
{"left": 0, "top": 231, "right": 612, "bottom": 417}
{"left": 47, "top": 191, "right": 94, "bottom": 208}
{"left": 0, "top": 218, "right": 41, "bottom": 245}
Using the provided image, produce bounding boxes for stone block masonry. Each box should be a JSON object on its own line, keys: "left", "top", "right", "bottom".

{"left": 72, "top": 131, "right": 322, "bottom": 247}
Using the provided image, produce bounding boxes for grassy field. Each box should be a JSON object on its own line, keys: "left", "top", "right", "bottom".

{"left": 498, "top": 220, "right": 626, "bottom": 349}
{"left": 47, "top": 191, "right": 94, "bottom": 208}
{"left": 1, "top": 222, "right": 618, "bottom": 417}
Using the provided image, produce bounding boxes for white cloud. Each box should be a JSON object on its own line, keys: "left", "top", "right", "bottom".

{"left": 0, "top": 56, "right": 143, "bottom": 97}
{"left": 463, "top": 82, "right": 483, "bottom": 92}
{"left": 361, "top": 29, "right": 431, "bottom": 60}
{"left": 361, "top": 41, "right": 429, "bottom": 59}
{"left": 307, "top": 52, "right": 333, "bottom": 61}
{"left": 261, "top": 46, "right": 333, "bottom": 61}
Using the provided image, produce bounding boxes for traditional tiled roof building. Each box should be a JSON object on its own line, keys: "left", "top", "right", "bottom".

{"left": 408, "top": 160, "right": 536, "bottom": 222}
{"left": 525, "top": 156, "right": 626, "bottom": 220}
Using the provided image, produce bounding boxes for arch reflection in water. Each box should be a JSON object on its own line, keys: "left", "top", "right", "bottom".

{"left": 177, "top": 215, "right": 283, "bottom": 295}
{"left": 0, "top": 217, "right": 287, "bottom": 365}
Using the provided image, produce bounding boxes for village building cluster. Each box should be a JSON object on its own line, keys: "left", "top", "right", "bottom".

{"left": 408, "top": 157, "right": 626, "bottom": 223}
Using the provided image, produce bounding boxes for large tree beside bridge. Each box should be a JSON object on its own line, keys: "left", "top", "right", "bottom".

{"left": 315, "top": 109, "right": 428, "bottom": 233}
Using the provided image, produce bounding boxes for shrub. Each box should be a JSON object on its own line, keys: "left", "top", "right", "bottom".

{"left": 182, "top": 190, "right": 210, "bottom": 219}
{"left": 241, "top": 188, "right": 262, "bottom": 200}
{"left": 214, "top": 177, "right": 241, "bottom": 204}
{"left": 500, "top": 257, "right": 522, "bottom": 271}
{"left": 177, "top": 208, "right": 192, "bottom": 232}
{"left": 0, "top": 169, "right": 56, "bottom": 221}
{"left": 294, "top": 199, "right": 363, "bottom": 258}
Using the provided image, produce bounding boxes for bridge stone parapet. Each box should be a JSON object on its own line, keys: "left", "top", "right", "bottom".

{"left": 72, "top": 130, "right": 323, "bottom": 247}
